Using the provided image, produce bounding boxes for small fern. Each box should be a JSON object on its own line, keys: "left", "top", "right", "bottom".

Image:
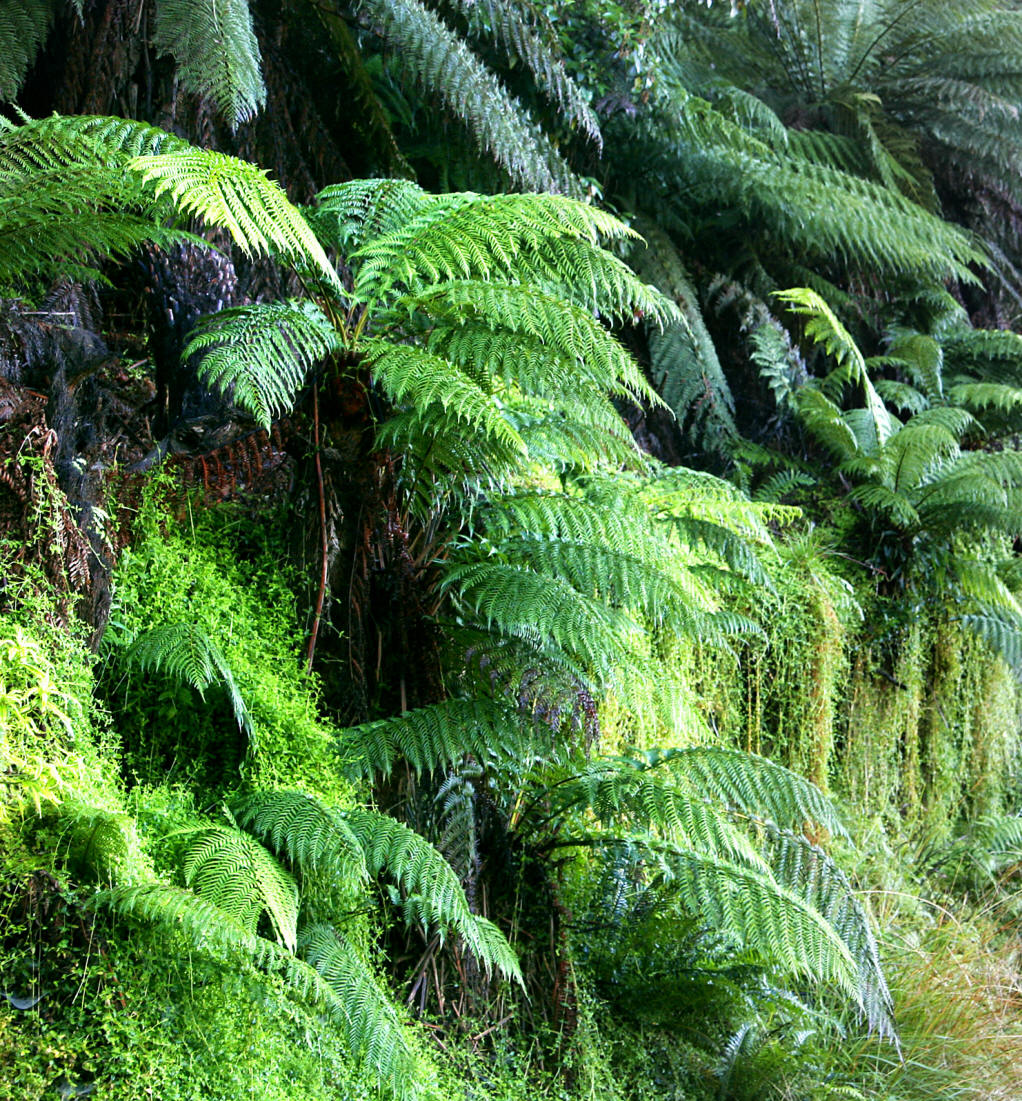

{"left": 126, "top": 622, "right": 252, "bottom": 735}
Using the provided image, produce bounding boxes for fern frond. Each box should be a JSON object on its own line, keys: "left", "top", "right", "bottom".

{"left": 846, "top": 484, "right": 920, "bottom": 528}
{"left": 342, "top": 807, "right": 521, "bottom": 982}
{"left": 761, "top": 828, "right": 893, "bottom": 1037}
{"left": 666, "top": 93, "right": 984, "bottom": 282}
{"left": 334, "top": 697, "right": 549, "bottom": 780}
{"left": 487, "top": 535, "right": 731, "bottom": 639}
{"left": 549, "top": 765, "right": 768, "bottom": 874}
{"left": 351, "top": 191, "right": 640, "bottom": 298}
{"left": 792, "top": 389, "right": 861, "bottom": 460}
{"left": 97, "top": 881, "right": 266, "bottom": 956}
{"left": 401, "top": 282, "right": 658, "bottom": 406}
{"left": 953, "top": 560, "right": 1022, "bottom": 616}
{"left": 232, "top": 790, "right": 368, "bottom": 883}
{"left": 355, "top": 0, "right": 579, "bottom": 193}
{"left": 361, "top": 338, "right": 525, "bottom": 451}
{"left": 126, "top": 622, "right": 252, "bottom": 734}
{"left": 647, "top": 745, "right": 850, "bottom": 840}
{"left": 0, "top": 0, "right": 57, "bottom": 102}
{"left": 775, "top": 287, "right": 894, "bottom": 445}
{"left": 425, "top": 325, "right": 641, "bottom": 460}
{"left": 874, "top": 379, "right": 928, "bottom": 416}
{"left": 570, "top": 835, "right": 860, "bottom": 1001}
{"left": 129, "top": 147, "right": 338, "bottom": 283}
{"left": 313, "top": 178, "right": 437, "bottom": 251}
{"left": 947, "top": 382, "right": 1022, "bottom": 416}
{"left": 300, "top": 924, "right": 424, "bottom": 1100}
{"left": 441, "top": 559, "right": 640, "bottom": 686}
{"left": 182, "top": 823, "right": 299, "bottom": 950}
{"left": 962, "top": 605, "right": 1022, "bottom": 676}
{"left": 450, "top": 0, "right": 600, "bottom": 144}
{"left": 61, "top": 805, "right": 144, "bottom": 886}
{"left": 630, "top": 220, "right": 736, "bottom": 448}
{"left": 98, "top": 886, "right": 425, "bottom": 1100}
{"left": 153, "top": 0, "right": 266, "bottom": 129}
{"left": 185, "top": 300, "right": 341, "bottom": 427}
{"left": 750, "top": 320, "right": 806, "bottom": 411}
{"left": 0, "top": 115, "right": 186, "bottom": 283}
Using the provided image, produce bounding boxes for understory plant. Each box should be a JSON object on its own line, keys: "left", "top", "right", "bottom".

{"left": 0, "top": 112, "right": 905, "bottom": 1098}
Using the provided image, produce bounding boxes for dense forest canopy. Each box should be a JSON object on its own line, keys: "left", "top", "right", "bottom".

{"left": 2, "top": 2, "right": 1022, "bottom": 1099}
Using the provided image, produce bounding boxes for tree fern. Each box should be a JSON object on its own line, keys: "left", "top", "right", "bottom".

{"left": 300, "top": 923, "right": 425, "bottom": 1101}
{"left": 400, "top": 282, "right": 659, "bottom": 406}
{"left": 775, "top": 287, "right": 894, "bottom": 446}
{"left": 448, "top": 0, "right": 600, "bottom": 146}
{"left": 646, "top": 746, "right": 850, "bottom": 840}
{"left": 521, "top": 746, "right": 892, "bottom": 1033}
{"left": 345, "top": 189, "right": 645, "bottom": 297}
{"left": 761, "top": 828, "right": 892, "bottom": 1036}
{"left": 573, "top": 834, "right": 862, "bottom": 1006}
{"left": 361, "top": 338, "right": 526, "bottom": 452}
{"left": 0, "top": 115, "right": 181, "bottom": 283}
{"left": 153, "top": 0, "right": 266, "bottom": 129}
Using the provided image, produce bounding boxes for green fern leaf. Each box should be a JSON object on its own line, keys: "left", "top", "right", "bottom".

{"left": 182, "top": 823, "right": 299, "bottom": 951}
{"left": 762, "top": 828, "right": 893, "bottom": 1037}
{"left": 185, "top": 300, "right": 341, "bottom": 427}
{"left": 630, "top": 220, "right": 736, "bottom": 448}
{"left": 343, "top": 807, "right": 522, "bottom": 982}
{"left": 354, "top": 0, "right": 579, "bottom": 193}
{"left": 648, "top": 745, "right": 850, "bottom": 840}
{"left": 450, "top": 0, "right": 600, "bottom": 144}
{"left": 233, "top": 790, "right": 368, "bottom": 883}
{"left": 351, "top": 191, "right": 640, "bottom": 298}
{"left": 300, "top": 924, "right": 424, "bottom": 1100}
{"left": 126, "top": 622, "right": 252, "bottom": 735}
{"left": 153, "top": 0, "right": 266, "bottom": 129}
{"left": 0, "top": 0, "right": 57, "bottom": 102}
{"left": 334, "top": 697, "right": 548, "bottom": 780}
{"left": 129, "top": 147, "right": 338, "bottom": 284}
{"left": 573, "top": 835, "right": 860, "bottom": 1001}
{"left": 361, "top": 338, "right": 525, "bottom": 452}
{"left": 403, "top": 282, "right": 658, "bottom": 407}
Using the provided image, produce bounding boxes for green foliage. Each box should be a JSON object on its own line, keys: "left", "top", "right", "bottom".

{"left": 182, "top": 821, "right": 300, "bottom": 949}
{"left": 629, "top": 219, "right": 736, "bottom": 452}
{"left": 153, "top": 0, "right": 266, "bottom": 129}
{"left": 5, "top": 91, "right": 1022, "bottom": 1101}
{"left": 356, "top": 0, "right": 579, "bottom": 194}
{"left": 126, "top": 621, "right": 253, "bottom": 734}
{"left": 0, "top": 114, "right": 180, "bottom": 285}
{"left": 186, "top": 299, "right": 342, "bottom": 428}
{"left": 0, "top": 0, "right": 58, "bottom": 102}
{"left": 129, "top": 145, "right": 338, "bottom": 282}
